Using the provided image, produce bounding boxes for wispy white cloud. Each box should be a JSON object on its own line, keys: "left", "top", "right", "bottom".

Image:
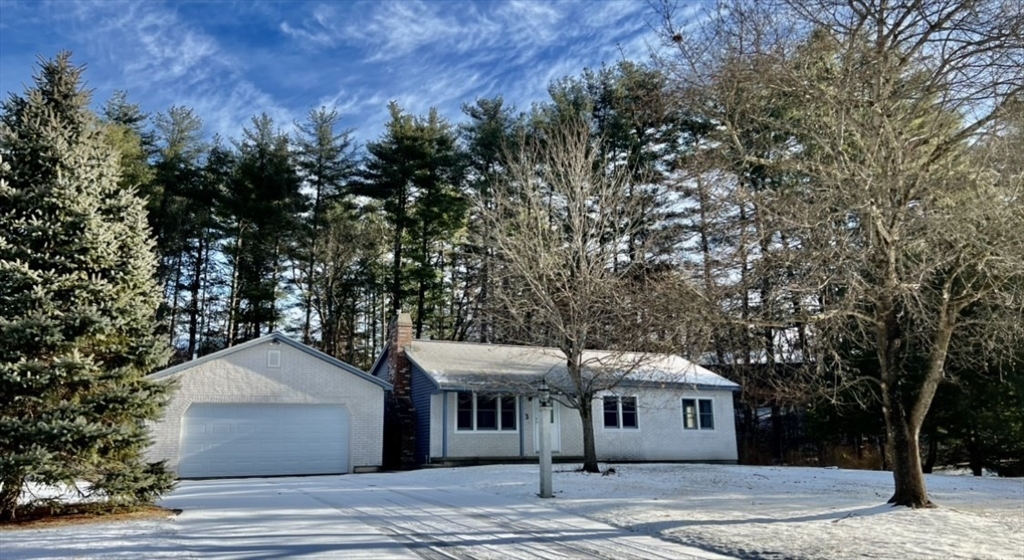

{"left": 279, "top": 4, "right": 342, "bottom": 49}
{"left": 340, "top": 0, "right": 502, "bottom": 61}
{"left": 2, "top": 0, "right": 660, "bottom": 143}
{"left": 52, "top": 0, "right": 297, "bottom": 139}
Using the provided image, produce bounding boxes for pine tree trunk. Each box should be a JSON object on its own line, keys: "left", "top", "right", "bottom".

{"left": 771, "top": 404, "right": 784, "bottom": 464}
{"left": 391, "top": 203, "right": 405, "bottom": 315}
{"left": 303, "top": 181, "right": 323, "bottom": 345}
{"left": 268, "top": 240, "right": 282, "bottom": 333}
{"left": 346, "top": 297, "right": 356, "bottom": 363}
{"left": 923, "top": 424, "right": 938, "bottom": 474}
{"left": 968, "top": 427, "right": 983, "bottom": 477}
{"left": 0, "top": 473, "right": 24, "bottom": 521}
{"left": 480, "top": 247, "right": 490, "bottom": 343}
{"left": 196, "top": 238, "right": 212, "bottom": 354}
{"left": 186, "top": 235, "right": 204, "bottom": 358}
{"left": 227, "top": 235, "right": 243, "bottom": 346}
{"left": 168, "top": 251, "right": 183, "bottom": 346}
{"left": 415, "top": 229, "right": 428, "bottom": 338}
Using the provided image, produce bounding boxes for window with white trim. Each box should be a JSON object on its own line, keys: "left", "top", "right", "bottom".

{"left": 456, "top": 393, "right": 517, "bottom": 431}
{"left": 682, "top": 398, "right": 715, "bottom": 430}
{"left": 603, "top": 396, "right": 638, "bottom": 429}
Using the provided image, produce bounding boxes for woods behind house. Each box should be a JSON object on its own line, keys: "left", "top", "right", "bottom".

{"left": 2, "top": 0, "right": 1022, "bottom": 513}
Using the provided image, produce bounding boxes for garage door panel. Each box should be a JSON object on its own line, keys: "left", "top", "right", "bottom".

{"left": 179, "top": 403, "right": 348, "bottom": 478}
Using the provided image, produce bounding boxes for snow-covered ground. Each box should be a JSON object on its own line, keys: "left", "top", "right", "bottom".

{"left": 451, "top": 463, "right": 1023, "bottom": 559}
{"left": 1, "top": 464, "right": 1020, "bottom": 559}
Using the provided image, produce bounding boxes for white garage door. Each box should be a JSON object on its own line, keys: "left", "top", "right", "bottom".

{"left": 179, "top": 403, "right": 349, "bottom": 478}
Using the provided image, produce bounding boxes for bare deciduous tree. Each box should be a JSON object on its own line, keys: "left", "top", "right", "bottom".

{"left": 658, "top": 0, "right": 1024, "bottom": 507}
{"left": 480, "top": 118, "right": 683, "bottom": 473}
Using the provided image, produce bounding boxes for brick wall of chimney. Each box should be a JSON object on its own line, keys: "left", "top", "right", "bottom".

{"left": 384, "top": 312, "right": 416, "bottom": 468}
{"left": 388, "top": 312, "right": 414, "bottom": 399}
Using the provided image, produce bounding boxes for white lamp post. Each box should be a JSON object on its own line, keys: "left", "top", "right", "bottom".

{"left": 538, "top": 378, "right": 553, "bottom": 498}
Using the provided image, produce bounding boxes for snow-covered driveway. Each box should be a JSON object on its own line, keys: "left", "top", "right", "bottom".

{"left": 1, "top": 474, "right": 727, "bottom": 559}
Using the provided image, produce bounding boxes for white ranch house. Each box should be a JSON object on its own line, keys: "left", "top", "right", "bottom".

{"left": 145, "top": 316, "right": 739, "bottom": 478}
{"left": 372, "top": 313, "right": 740, "bottom": 466}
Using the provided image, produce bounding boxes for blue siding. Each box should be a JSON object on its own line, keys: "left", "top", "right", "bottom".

{"left": 369, "top": 347, "right": 390, "bottom": 379}
{"left": 410, "top": 362, "right": 435, "bottom": 464}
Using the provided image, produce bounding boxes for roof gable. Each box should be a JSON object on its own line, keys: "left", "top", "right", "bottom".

{"left": 149, "top": 332, "right": 393, "bottom": 390}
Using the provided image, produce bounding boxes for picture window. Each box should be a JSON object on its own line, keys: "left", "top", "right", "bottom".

{"left": 456, "top": 393, "right": 517, "bottom": 431}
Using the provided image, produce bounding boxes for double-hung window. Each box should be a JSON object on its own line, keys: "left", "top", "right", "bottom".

{"left": 456, "top": 393, "right": 517, "bottom": 431}
{"left": 682, "top": 398, "right": 715, "bottom": 430}
{"left": 603, "top": 396, "right": 639, "bottom": 429}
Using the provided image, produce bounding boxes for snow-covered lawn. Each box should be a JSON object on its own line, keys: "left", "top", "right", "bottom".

{"left": 1, "top": 464, "right": 1020, "bottom": 559}
{"left": 454, "top": 463, "right": 1023, "bottom": 559}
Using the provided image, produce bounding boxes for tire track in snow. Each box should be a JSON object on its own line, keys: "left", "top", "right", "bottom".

{"left": 384, "top": 485, "right": 707, "bottom": 560}
{"left": 293, "top": 477, "right": 724, "bottom": 559}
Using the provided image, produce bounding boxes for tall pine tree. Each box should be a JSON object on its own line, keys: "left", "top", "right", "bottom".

{"left": 0, "top": 53, "right": 174, "bottom": 521}
{"left": 293, "top": 107, "right": 357, "bottom": 345}
{"left": 224, "top": 114, "right": 302, "bottom": 343}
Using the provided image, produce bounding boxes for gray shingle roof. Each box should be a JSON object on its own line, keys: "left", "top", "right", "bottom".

{"left": 148, "top": 332, "right": 393, "bottom": 390}
{"left": 404, "top": 340, "right": 740, "bottom": 393}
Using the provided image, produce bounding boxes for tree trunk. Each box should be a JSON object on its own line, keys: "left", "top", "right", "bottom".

{"left": 884, "top": 406, "right": 934, "bottom": 507}
{"left": 479, "top": 247, "right": 490, "bottom": 343}
{"left": 579, "top": 401, "right": 600, "bottom": 473}
{"left": 302, "top": 180, "right": 323, "bottom": 345}
{"left": 391, "top": 204, "right": 405, "bottom": 314}
{"left": 771, "top": 404, "right": 784, "bottom": 464}
{"left": 923, "top": 424, "right": 938, "bottom": 474}
{"left": 186, "top": 235, "right": 204, "bottom": 358}
{"left": 167, "top": 251, "right": 183, "bottom": 347}
{"left": 968, "top": 427, "right": 984, "bottom": 477}
{"left": 415, "top": 236, "right": 427, "bottom": 339}
{"left": 743, "top": 404, "right": 755, "bottom": 463}
{"left": 226, "top": 234, "right": 243, "bottom": 346}
{"left": 0, "top": 473, "right": 23, "bottom": 521}
{"left": 267, "top": 240, "right": 282, "bottom": 333}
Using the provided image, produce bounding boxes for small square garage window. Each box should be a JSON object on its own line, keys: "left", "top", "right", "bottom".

{"left": 268, "top": 350, "right": 281, "bottom": 368}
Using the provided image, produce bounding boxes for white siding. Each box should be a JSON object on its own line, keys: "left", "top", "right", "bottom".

{"left": 147, "top": 340, "right": 385, "bottom": 474}
{"left": 429, "top": 392, "right": 444, "bottom": 458}
{"left": 428, "top": 388, "right": 737, "bottom": 463}
{"left": 592, "top": 388, "right": 738, "bottom": 462}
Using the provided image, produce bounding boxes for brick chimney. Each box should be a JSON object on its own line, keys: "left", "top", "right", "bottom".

{"left": 387, "top": 312, "right": 413, "bottom": 397}
{"left": 384, "top": 312, "right": 416, "bottom": 468}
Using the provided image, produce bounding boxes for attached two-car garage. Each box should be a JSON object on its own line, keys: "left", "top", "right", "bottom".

{"left": 146, "top": 333, "right": 390, "bottom": 478}
{"left": 178, "top": 403, "right": 350, "bottom": 478}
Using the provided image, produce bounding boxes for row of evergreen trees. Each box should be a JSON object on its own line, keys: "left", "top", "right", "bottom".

{"left": 0, "top": 51, "right": 683, "bottom": 520}
{"left": 90, "top": 43, "right": 1024, "bottom": 481}
{"left": 2, "top": 33, "right": 1020, "bottom": 517}
{"left": 100, "top": 61, "right": 678, "bottom": 370}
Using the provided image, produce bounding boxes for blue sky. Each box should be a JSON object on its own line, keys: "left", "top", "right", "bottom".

{"left": 0, "top": 0, "right": 668, "bottom": 142}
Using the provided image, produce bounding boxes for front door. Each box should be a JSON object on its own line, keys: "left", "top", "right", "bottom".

{"left": 533, "top": 400, "right": 561, "bottom": 453}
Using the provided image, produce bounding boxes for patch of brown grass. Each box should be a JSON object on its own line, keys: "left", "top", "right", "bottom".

{"left": 0, "top": 503, "right": 181, "bottom": 530}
